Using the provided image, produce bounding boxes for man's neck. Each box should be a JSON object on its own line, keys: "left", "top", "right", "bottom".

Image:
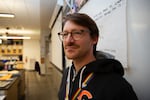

{"left": 73, "top": 55, "right": 96, "bottom": 72}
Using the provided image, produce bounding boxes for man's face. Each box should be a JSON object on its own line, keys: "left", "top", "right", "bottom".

{"left": 63, "top": 20, "right": 97, "bottom": 61}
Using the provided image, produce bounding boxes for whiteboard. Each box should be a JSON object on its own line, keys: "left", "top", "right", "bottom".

{"left": 79, "top": 0, "right": 127, "bottom": 68}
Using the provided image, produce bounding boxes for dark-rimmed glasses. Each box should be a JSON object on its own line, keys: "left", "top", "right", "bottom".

{"left": 58, "top": 30, "right": 90, "bottom": 41}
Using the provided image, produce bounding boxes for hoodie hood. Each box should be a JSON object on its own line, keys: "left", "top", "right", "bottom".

{"left": 84, "top": 59, "right": 124, "bottom": 76}
{"left": 60, "top": 59, "right": 124, "bottom": 99}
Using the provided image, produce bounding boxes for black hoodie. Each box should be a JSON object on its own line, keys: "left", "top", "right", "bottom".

{"left": 58, "top": 59, "right": 138, "bottom": 100}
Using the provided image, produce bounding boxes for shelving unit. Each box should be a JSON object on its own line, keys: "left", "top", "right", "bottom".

{"left": 0, "top": 45, "right": 22, "bottom": 56}
{"left": 0, "top": 39, "right": 23, "bottom": 61}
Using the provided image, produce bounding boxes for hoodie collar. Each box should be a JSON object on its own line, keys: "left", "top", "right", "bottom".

{"left": 82, "top": 59, "right": 124, "bottom": 76}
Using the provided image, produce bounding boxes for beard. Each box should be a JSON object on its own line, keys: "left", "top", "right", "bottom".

{"left": 64, "top": 42, "right": 80, "bottom": 59}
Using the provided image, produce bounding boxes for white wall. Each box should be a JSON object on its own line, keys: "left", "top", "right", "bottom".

{"left": 51, "top": 12, "right": 63, "bottom": 70}
{"left": 125, "top": 0, "right": 150, "bottom": 100}
{"left": 23, "top": 39, "right": 40, "bottom": 70}
{"left": 79, "top": 0, "right": 128, "bottom": 68}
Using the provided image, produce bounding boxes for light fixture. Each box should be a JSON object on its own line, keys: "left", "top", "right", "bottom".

{"left": 0, "top": 36, "right": 31, "bottom": 39}
{"left": 0, "top": 13, "right": 15, "bottom": 18}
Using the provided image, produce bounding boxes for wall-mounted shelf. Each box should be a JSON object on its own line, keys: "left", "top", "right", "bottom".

{"left": 0, "top": 39, "right": 23, "bottom": 61}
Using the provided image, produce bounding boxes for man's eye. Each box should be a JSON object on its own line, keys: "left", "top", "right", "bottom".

{"left": 73, "top": 31, "right": 81, "bottom": 34}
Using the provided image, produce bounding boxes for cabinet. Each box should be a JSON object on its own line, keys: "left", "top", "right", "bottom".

{"left": 18, "top": 70, "right": 25, "bottom": 100}
{"left": 0, "top": 78, "right": 19, "bottom": 100}
{"left": 5, "top": 78, "right": 19, "bottom": 100}
{"left": 0, "top": 45, "right": 23, "bottom": 56}
{"left": 0, "top": 39, "right": 23, "bottom": 62}
{"left": 0, "top": 39, "right": 23, "bottom": 55}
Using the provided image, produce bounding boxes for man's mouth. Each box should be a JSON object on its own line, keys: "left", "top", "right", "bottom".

{"left": 65, "top": 45, "right": 79, "bottom": 51}
{"left": 65, "top": 46, "right": 76, "bottom": 50}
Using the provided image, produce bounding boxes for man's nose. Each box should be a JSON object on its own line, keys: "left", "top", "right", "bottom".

{"left": 65, "top": 34, "right": 74, "bottom": 42}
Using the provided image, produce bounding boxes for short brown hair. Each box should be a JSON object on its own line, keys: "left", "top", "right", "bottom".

{"left": 62, "top": 13, "right": 99, "bottom": 56}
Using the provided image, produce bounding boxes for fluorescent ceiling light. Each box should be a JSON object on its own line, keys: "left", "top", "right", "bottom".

{"left": 0, "top": 13, "right": 15, "bottom": 18}
{"left": 0, "top": 36, "right": 31, "bottom": 39}
{"left": 0, "top": 29, "right": 33, "bottom": 34}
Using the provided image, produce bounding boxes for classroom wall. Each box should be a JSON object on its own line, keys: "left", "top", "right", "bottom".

{"left": 125, "top": 0, "right": 150, "bottom": 100}
{"left": 23, "top": 39, "right": 40, "bottom": 70}
{"left": 50, "top": 12, "right": 63, "bottom": 70}
{"left": 79, "top": 0, "right": 128, "bottom": 68}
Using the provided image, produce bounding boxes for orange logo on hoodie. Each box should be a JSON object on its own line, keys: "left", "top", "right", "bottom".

{"left": 77, "top": 90, "right": 93, "bottom": 100}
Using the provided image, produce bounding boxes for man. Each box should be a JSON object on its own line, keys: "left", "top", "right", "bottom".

{"left": 58, "top": 13, "right": 138, "bottom": 100}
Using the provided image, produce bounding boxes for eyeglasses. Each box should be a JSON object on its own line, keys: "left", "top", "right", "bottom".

{"left": 58, "top": 30, "right": 90, "bottom": 41}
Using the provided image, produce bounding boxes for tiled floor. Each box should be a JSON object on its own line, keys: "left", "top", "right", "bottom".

{"left": 25, "top": 71, "right": 59, "bottom": 100}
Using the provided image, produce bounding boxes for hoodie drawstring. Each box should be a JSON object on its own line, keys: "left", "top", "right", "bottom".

{"left": 79, "top": 66, "right": 86, "bottom": 88}
{"left": 65, "top": 66, "right": 94, "bottom": 100}
{"left": 65, "top": 66, "right": 86, "bottom": 100}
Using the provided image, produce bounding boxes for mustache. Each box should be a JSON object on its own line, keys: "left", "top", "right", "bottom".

{"left": 64, "top": 42, "right": 79, "bottom": 48}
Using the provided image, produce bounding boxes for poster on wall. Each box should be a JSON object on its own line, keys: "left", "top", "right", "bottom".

{"left": 63, "top": 0, "right": 88, "bottom": 14}
{"left": 79, "top": 0, "right": 127, "bottom": 68}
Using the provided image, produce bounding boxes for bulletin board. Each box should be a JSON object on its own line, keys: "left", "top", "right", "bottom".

{"left": 79, "top": 0, "right": 128, "bottom": 68}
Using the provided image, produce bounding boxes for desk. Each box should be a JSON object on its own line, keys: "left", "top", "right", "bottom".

{"left": 0, "top": 78, "right": 19, "bottom": 100}
{"left": 0, "top": 70, "right": 25, "bottom": 100}
{"left": 18, "top": 70, "right": 25, "bottom": 100}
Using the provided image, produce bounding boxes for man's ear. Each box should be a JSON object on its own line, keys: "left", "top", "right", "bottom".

{"left": 93, "top": 36, "right": 98, "bottom": 45}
